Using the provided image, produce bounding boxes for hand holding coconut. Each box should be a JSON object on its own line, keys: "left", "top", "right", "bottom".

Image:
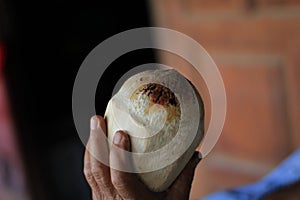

{"left": 84, "top": 116, "right": 201, "bottom": 200}
{"left": 84, "top": 69, "right": 204, "bottom": 199}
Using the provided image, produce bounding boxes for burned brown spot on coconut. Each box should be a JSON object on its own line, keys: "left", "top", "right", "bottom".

{"left": 140, "top": 83, "right": 179, "bottom": 107}
{"left": 131, "top": 83, "right": 181, "bottom": 122}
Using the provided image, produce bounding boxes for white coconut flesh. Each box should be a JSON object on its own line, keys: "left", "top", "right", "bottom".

{"left": 104, "top": 69, "right": 204, "bottom": 192}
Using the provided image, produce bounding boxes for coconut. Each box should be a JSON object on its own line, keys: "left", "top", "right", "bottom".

{"left": 104, "top": 69, "right": 204, "bottom": 192}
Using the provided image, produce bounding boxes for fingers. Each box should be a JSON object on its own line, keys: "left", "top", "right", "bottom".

{"left": 84, "top": 142, "right": 98, "bottom": 191}
{"left": 167, "top": 152, "right": 201, "bottom": 200}
{"left": 110, "top": 131, "right": 156, "bottom": 200}
{"left": 84, "top": 115, "right": 117, "bottom": 198}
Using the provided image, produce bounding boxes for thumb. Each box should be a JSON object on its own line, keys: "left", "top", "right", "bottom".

{"left": 167, "top": 152, "right": 201, "bottom": 200}
{"left": 110, "top": 131, "right": 155, "bottom": 200}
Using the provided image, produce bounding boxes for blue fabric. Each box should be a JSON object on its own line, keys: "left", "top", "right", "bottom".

{"left": 202, "top": 148, "right": 300, "bottom": 200}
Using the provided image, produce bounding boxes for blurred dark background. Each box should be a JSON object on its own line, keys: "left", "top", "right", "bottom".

{"left": 1, "top": 1, "right": 155, "bottom": 200}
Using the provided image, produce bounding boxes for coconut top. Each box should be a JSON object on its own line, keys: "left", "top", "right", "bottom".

{"left": 138, "top": 83, "right": 179, "bottom": 107}
{"left": 106, "top": 69, "right": 202, "bottom": 153}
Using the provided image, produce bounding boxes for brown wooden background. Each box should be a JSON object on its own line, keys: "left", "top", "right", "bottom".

{"left": 149, "top": 0, "right": 300, "bottom": 199}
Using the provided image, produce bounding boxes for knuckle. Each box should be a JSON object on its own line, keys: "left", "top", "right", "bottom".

{"left": 85, "top": 174, "right": 97, "bottom": 189}
{"left": 84, "top": 169, "right": 93, "bottom": 181}
{"left": 84, "top": 169, "right": 100, "bottom": 190}
{"left": 111, "top": 173, "right": 125, "bottom": 189}
{"left": 91, "top": 165, "right": 103, "bottom": 179}
{"left": 93, "top": 171, "right": 111, "bottom": 189}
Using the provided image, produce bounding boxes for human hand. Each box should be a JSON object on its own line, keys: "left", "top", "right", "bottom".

{"left": 84, "top": 115, "right": 201, "bottom": 200}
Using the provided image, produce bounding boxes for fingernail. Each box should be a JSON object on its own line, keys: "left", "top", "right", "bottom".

{"left": 90, "top": 116, "right": 98, "bottom": 131}
{"left": 113, "top": 131, "right": 123, "bottom": 145}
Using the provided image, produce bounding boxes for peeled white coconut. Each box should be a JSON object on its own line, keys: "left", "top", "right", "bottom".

{"left": 104, "top": 69, "right": 204, "bottom": 192}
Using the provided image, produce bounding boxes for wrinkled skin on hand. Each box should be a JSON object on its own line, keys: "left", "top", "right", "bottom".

{"left": 84, "top": 116, "right": 201, "bottom": 200}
